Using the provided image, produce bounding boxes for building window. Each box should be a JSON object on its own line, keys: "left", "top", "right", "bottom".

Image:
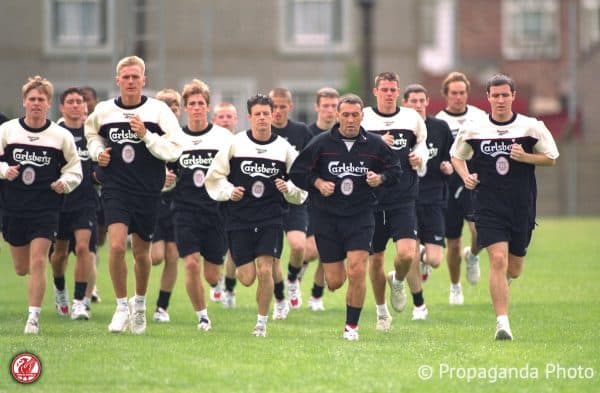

{"left": 44, "top": 0, "right": 115, "bottom": 55}
{"left": 580, "top": 0, "right": 600, "bottom": 51}
{"left": 279, "top": 0, "right": 350, "bottom": 54}
{"left": 502, "top": 0, "right": 560, "bottom": 59}
{"left": 418, "top": 0, "right": 455, "bottom": 74}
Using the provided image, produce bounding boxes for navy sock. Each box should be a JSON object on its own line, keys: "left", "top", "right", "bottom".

{"left": 345, "top": 305, "right": 362, "bottom": 327}
{"left": 54, "top": 276, "right": 66, "bottom": 291}
{"left": 157, "top": 290, "right": 171, "bottom": 310}
{"left": 311, "top": 284, "right": 324, "bottom": 298}
{"left": 225, "top": 277, "right": 236, "bottom": 292}
{"left": 274, "top": 281, "right": 285, "bottom": 301}
{"left": 412, "top": 290, "right": 424, "bottom": 307}
{"left": 74, "top": 281, "right": 87, "bottom": 301}
{"left": 287, "top": 265, "right": 302, "bottom": 281}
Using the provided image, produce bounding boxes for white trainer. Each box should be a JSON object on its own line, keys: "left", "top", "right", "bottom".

{"left": 464, "top": 247, "right": 481, "bottom": 285}
{"left": 55, "top": 287, "right": 70, "bottom": 316}
{"left": 495, "top": 321, "right": 513, "bottom": 341}
{"left": 375, "top": 313, "right": 393, "bottom": 332}
{"left": 197, "top": 317, "right": 212, "bottom": 331}
{"left": 108, "top": 306, "right": 130, "bottom": 333}
{"left": 287, "top": 279, "right": 302, "bottom": 309}
{"left": 252, "top": 324, "right": 267, "bottom": 337}
{"left": 221, "top": 291, "right": 236, "bottom": 308}
{"left": 342, "top": 326, "right": 359, "bottom": 341}
{"left": 412, "top": 304, "right": 429, "bottom": 321}
{"left": 153, "top": 307, "right": 170, "bottom": 323}
{"left": 129, "top": 299, "right": 147, "bottom": 335}
{"left": 24, "top": 318, "right": 40, "bottom": 335}
{"left": 71, "top": 300, "right": 90, "bottom": 320}
{"left": 272, "top": 299, "right": 290, "bottom": 320}
{"left": 449, "top": 284, "right": 464, "bottom": 305}
{"left": 307, "top": 296, "right": 325, "bottom": 311}
{"left": 387, "top": 271, "right": 407, "bottom": 312}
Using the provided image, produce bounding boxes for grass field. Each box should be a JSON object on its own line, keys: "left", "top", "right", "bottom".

{"left": 1, "top": 217, "right": 599, "bottom": 392}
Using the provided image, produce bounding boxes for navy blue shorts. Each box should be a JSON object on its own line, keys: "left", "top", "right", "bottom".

{"left": 174, "top": 210, "right": 227, "bottom": 262}
{"left": 154, "top": 200, "right": 175, "bottom": 243}
{"left": 444, "top": 183, "right": 475, "bottom": 239}
{"left": 2, "top": 213, "right": 58, "bottom": 246}
{"left": 312, "top": 210, "right": 374, "bottom": 263}
{"left": 283, "top": 204, "right": 308, "bottom": 233}
{"left": 474, "top": 193, "right": 534, "bottom": 257}
{"left": 57, "top": 208, "right": 97, "bottom": 240}
{"left": 102, "top": 191, "right": 160, "bottom": 242}
{"left": 372, "top": 203, "right": 418, "bottom": 253}
{"left": 228, "top": 225, "right": 283, "bottom": 267}
{"left": 416, "top": 204, "right": 446, "bottom": 246}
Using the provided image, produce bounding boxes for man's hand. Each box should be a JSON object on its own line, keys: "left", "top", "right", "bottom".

{"left": 314, "top": 178, "right": 335, "bottom": 197}
{"left": 408, "top": 151, "right": 422, "bottom": 171}
{"left": 440, "top": 160, "right": 453, "bottom": 175}
{"left": 275, "top": 178, "right": 288, "bottom": 194}
{"left": 366, "top": 171, "right": 383, "bottom": 187}
{"left": 130, "top": 115, "right": 147, "bottom": 139}
{"left": 5, "top": 164, "right": 20, "bottom": 181}
{"left": 98, "top": 147, "right": 112, "bottom": 167}
{"left": 463, "top": 173, "right": 479, "bottom": 190}
{"left": 230, "top": 186, "right": 246, "bottom": 201}
{"left": 51, "top": 180, "right": 67, "bottom": 194}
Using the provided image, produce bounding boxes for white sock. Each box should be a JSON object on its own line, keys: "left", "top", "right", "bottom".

{"left": 196, "top": 309, "right": 208, "bottom": 321}
{"left": 451, "top": 283, "right": 461, "bottom": 291}
{"left": 134, "top": 294, "right": 146, "bottom": 304}
{"left": 116, "top": 297, "right": 128, "bottom": 308}
{"left": 496, "top": 315, "right": 509, "bottom": 326}
{"left": 257, "top": 314, "right": 268, "bottom": 326}
{"left": 376, "top": 304, "right": 389, "bottom": 317}
{"left": 28, "top": 306, "right": 41, "bottom": 320}
{"left": 83, "top": 297, "right": 91, "bottom": 307}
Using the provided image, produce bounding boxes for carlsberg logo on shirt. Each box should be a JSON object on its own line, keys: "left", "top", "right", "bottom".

{"left": 481, "top": 140, "right": 512, "bottom": 157}
{"left": 328, "top": 161, "right": 368, "bottom": 177}
{"left": 108, "top": 127, "right": 143, "bottom": 144}
{"left": 179, "top": 153, "right": 213, "bottom": 169}
{"left": 240, "top": 160, "right": 280, "bottom": 178}
{"left": 13, "top": 148, "right": 52, "bottom": 167}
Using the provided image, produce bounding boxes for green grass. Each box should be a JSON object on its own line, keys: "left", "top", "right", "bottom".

{"left": 1, "top": 217, "right": 599, "bottom": 392}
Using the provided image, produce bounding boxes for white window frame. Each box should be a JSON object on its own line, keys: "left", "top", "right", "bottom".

{"left": 502, "top": 0, "right": 560, "bottom": 60}
{"left": 418, "top": 0, "right": 456, "bottom": 74}
{"left": 279, "top": 0, "right": 351, "bottom": 54}
{"left": 43, "top": 0, "right": 115, "bottom": 56}
{"left": 580, "top": 0, "right": 600, "bottom": 51}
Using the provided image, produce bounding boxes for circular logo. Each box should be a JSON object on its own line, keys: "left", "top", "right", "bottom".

{"left": 11, "top": 353, "right": 42, "bottom": 384}
{"left": 21, "top": 167, "right": 35, "bottom": 185}
{"left": 121, "top": 144, "right": 135, "bottom": 164}
{"left": 496, "top": 156, "right": 509, "bottom": 176}
{"left": 193, "top": 169, "right": 205, "bottom": 187}
{"left": 251, "top": 180, "right": 265, "bottom": 198}
{"left": 340, "top": 178, "right": 354, "bottom": 196}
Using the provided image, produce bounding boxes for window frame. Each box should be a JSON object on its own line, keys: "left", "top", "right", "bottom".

{"left": 43, "top": 0, "right": 115, "bottom": 56}
{"left": 502, "top": 0, "right": 561, "bottom": 60}
{"left": 278, "top": 0, "right": 351, "bottom": 55}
